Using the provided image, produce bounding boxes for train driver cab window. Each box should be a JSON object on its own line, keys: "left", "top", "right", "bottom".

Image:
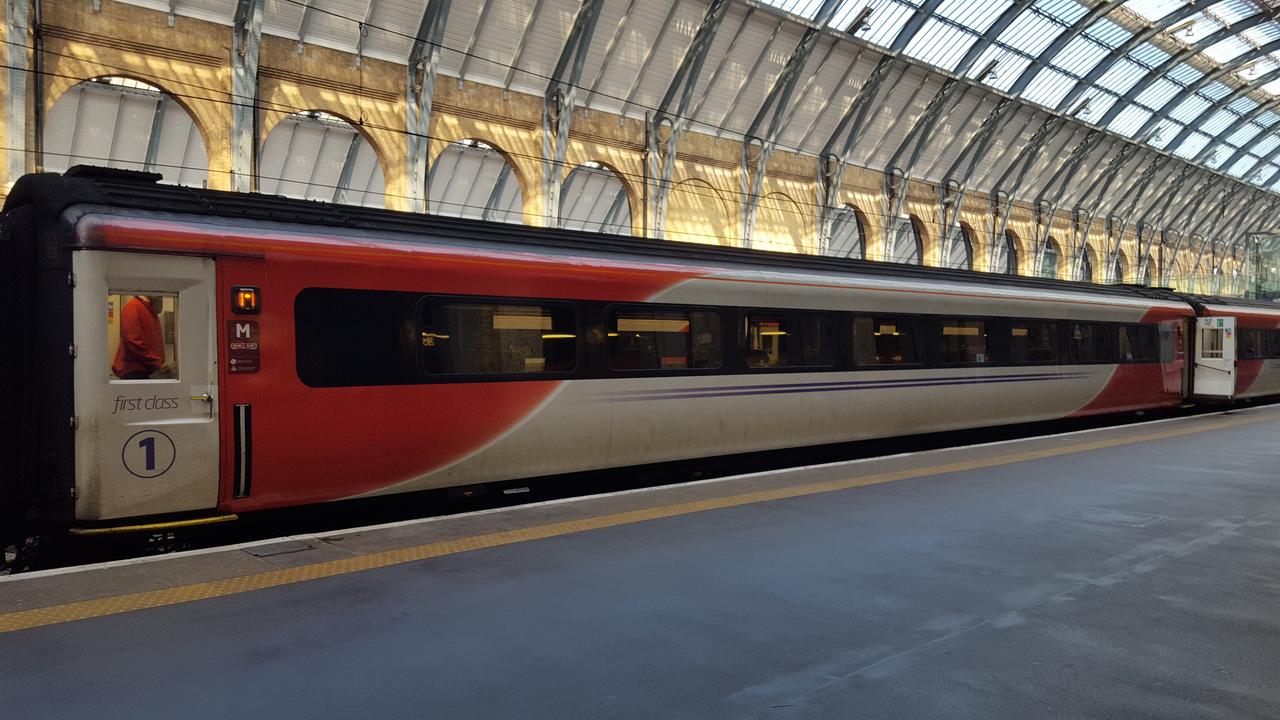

{"left": 420, "top": 301, "right": 577, "bottom": 375}
{"left": 108, "top": 293, "right": 178, "bottom": 380}
{"left": 940, "top": 319, "right": 989, "bottom": 364}
{"left": 1011, "top": 321, "right": 1059, "bottom": 363}
{"left": 608, "top": 307, "right": 721, "bottom": 371}
{"left": 853, "top": 317, "right": 918, "bottom": 366}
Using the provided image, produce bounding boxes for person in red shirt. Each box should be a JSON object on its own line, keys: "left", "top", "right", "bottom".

{"left": 112, "top": 296, "right": 168, "bottom": 379}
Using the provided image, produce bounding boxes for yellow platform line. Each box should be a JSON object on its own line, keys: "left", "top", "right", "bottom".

{"left": 0, "top": 412, "right": 1269, "bottom": 634}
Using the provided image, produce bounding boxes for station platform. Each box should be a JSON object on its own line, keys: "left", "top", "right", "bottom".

{"left": 4, "top": 405, "right": 1280, "bottom": 719}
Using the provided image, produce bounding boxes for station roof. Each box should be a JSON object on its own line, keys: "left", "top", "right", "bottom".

{"left": 101, "top": 0, "right": 1280, "bottom": 233}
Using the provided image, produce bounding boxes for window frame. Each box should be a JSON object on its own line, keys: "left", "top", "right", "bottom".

{"left": 603, "top": 302, "right": 727, "bottom": 375}
{"left": 417, "top": 294, "right": 583, "bottom": 380}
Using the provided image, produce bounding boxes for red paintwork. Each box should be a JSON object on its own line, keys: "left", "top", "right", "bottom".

{"left": 1069, "top": 307, "right": 1194, "bottom": 417}
{"left": 1199, "top": 306, "right": 1280, "bottom": 396}
{"left": 83, "top": 217, "right": 704, "bottom": 511}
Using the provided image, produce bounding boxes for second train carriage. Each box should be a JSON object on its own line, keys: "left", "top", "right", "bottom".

{"left": 2, "top": 167, "right": 1278, "bottom": 541}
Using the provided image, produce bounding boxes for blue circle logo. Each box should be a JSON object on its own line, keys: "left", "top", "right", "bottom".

{"left": 122, "top": 430, "right": 176, "bottom": 479}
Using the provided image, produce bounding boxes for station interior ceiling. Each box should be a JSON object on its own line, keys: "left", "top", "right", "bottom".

{"left": 6, "top": 0, "right": 1280, "bottom": 296}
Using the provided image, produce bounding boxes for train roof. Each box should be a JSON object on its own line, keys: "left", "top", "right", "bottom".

{"left": 4, "top": 166, "right": 1271, "bottom": 312}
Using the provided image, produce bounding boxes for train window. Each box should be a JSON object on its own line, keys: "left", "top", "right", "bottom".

{"left": 744, "top": 314, "right": 834, "bottom": 368}
{"left": 939, "top": 319, "right": 989, "bottom": 364}
{"left": 608, "top": 307, "right": 721, "bottom": 371}
{"left": 1200, "top": 326, "right": 1224, "bottom": 359}
{"left": 1119, "top": 325, "right": 1159, "bottom": 362}
{"left": 296, "top": 288, "right": 422, "bottom": 387}
{"left": 1239, "top": 329, "right": 1269, "bottom": 360}
{"left": 1068, "top": 323, "right": 1118, "bottom": 363}
{"left": 421, "top": 301, "right": 577, "bottom": 375}
{"left": 108, "top": 293, "right": 179, "bottom": 381}
{"left": 1272, "top": 330, "right": 1280, "bottom": 358}
{"left": 853, "top": 317, "right": 918, "bottom": 365}
{"left": 1010, "top": 321, "right": 1059, "bottom": 363}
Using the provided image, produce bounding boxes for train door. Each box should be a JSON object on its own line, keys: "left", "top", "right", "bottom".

{"left": 1192, "top": 316, "right": 1236, "bottom": 401}
{"left": 72, "top": 251, "right": 219, "bottom": 521}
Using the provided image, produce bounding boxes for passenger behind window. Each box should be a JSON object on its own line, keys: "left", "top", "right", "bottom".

{"left": 112, "top": 295, "right": 174, "bottom": 380}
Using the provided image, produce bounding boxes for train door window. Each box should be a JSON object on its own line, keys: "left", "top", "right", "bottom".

{"left": 608, "top": 307, "right": 721, "bottom": 370}
{"left": 420, "top": 300, "right": 577, "bottom": 375}
{"left": 1119, "top": 325, "right": 1158, "bottom": 362}
{"left": 853, "top": 316, "right": 918, "bottom": 366}
{"left": 108, "top": 293, "right": 179, "bottom": 380}
{"left": 940, "top": 319, "right": 989, "bottom": 364}
{"left": 1200, "top": 325, "right": 1224, "bottom": 359}
{"left": 1010, "top": 321, "right": 1059, "bottom": 363}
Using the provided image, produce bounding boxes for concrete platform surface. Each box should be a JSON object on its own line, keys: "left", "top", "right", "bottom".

{"left": 3, "top": 405, "right": 1280, "bottom": 719}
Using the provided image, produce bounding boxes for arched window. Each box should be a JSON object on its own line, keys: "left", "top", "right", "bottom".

{"left": 889, "top": 215, "right": 924, "bottom": 265}
{"left": 828, "top": 205, "right": 868, "bottom": 259}
{"left": 1039, "top": 238, "right": 1061, "bottom": 279}
{"left": 429, "top": 139, "right": 523, "bottom": 224}
{"left": 1143, "top": 258, "right": 1158, "bottom": 286}
{"left": 1112, "top": 251, "right": 1129, "bottom": 284}
{"left": 259, "top": 111, "right": 386, "bottom": 207}
{"left": 944, "top": 224, "right": 974, "bottom": 270}
{"left": 1079, "top": 247, "right": 1094, "bottom": 282}
{"left": 44, "top": 76, "right": 208, "bottom": 187}
{"left": 992, "top": 230, "right": 1018, "bottom": 275}
{"left": 559, "top": 162, "right": 631, "bottom": 235}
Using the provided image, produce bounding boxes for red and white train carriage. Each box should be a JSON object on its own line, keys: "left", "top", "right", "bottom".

{"left": 2, "top": 167, "right": 1278, "bottom": 541}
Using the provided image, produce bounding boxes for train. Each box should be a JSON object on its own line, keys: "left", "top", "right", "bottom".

{"left": 2, "top": 166, "right": 1279, "bottom": 546}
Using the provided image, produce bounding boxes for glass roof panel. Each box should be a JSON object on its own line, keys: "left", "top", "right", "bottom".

{"left": 860, "top": 0, "right": 916, "bottom": 48}
{"left": 1109, "top": 104, "right": 1155, "bottom": 136}
{"left": 1168, "top": 95, "right": 1214, "bottom": 123}
{"left": 1084, "top": 19, "right": 1132, "bottom": 49}
{"left": 1096, "top": 57, "right": 1151, "bottom": 95}
{"left": 1175, "top": 132, "right": 1212, "bottom": 160}
{"left": 1226, "top": 121, "right": 1264, "bottom": 145}
{"left": 1024, "top": 67, "right": 1078, "bottom": 107}
{"left": 1053, "top": 35, "right": 1112, "bottom": 76}
{"left": 1123, "top": 0, "right": 1189, "bottom": 22}
{"left": 997, "top": 8, "right": 1065, "bottom": 56}
{"left": 936, "top": 0, "right": 1012, "bottom": 31}
{"left": 1165, "top": 64, "right": 1204, "bottom": 87}
{"left": 1147, "top": 120, "right": 1184, "bottom": 148}
{"left": 1201, "top": 109, "right": 1243, "bottom": 136}
{"left": 1204, "top": 36, "right": 1255, "bottom": 64}
{"left": 980, "top": 49, "right": 1034, "bottom": 92}
{"left": 903, "top": 20, "right": 980, "bottom": 70}
{"left": 1128, "top": 43, "right": 1170, "bottom": 67}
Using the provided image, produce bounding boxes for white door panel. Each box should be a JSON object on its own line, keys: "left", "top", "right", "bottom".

{"left": 72, "top": 251, "right": 219, "bottom": 521}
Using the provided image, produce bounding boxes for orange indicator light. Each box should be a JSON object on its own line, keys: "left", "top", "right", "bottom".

{"left": 232, "top": 286, "right": 260, "bottom": 314}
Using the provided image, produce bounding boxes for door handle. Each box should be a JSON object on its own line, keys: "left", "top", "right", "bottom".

{"left": 191, "top": 393, "right": 212, "bottom": 403}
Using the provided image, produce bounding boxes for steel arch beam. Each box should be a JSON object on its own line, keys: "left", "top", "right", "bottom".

{"left": 645, "top": 0, "right": 731, "bottom": 239}
{"left": 1193, "top": 94, "right": 1280, "bottom": 165}
{"left": 542, "top": 0, "right": 604, "bottom": 226}
{"left": 232, "top": 0, "right": 264, "bottom": 193}
{"left": 740, "top": 0, "right": 842, "bottom": 248}
{"left": 407, "top": 0, "right": 451, "bottom": 213}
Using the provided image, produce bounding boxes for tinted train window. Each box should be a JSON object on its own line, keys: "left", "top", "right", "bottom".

{"left": 1011, "top": 321, "right": 1059, "bottom": 363}
{"left": 420, "top": 301, "right": 576, "bottom": 375}
{"left": 1119, "top": 325, "right": 1159, "bottom": 362}
{"left": 608, "top": 307, "right": 721, "bottom": 370}
{"left": 1239, "top": 329, "right": 1270, "bottom": 360}
{"left": 1273, "top": 330, "right": 1280, "bottom": 358}
{"left": 744, "top": 314, "right": 834, "bottom": 368}
{"left": 940, "top": 319, "right": 989, "bottom": 364}
{"left": 1068, "top": 323, "right": 1118, "bottom": 363}
{"left": 296, "top": 288, "right": 422, "bottom": 387}
{"left": 853, "top": 316, "right": 918, "bottom": 365}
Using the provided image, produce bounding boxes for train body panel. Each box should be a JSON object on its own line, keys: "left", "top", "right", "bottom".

{"left": 2, "top": 169, "right": 1277, "bottom": 535}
